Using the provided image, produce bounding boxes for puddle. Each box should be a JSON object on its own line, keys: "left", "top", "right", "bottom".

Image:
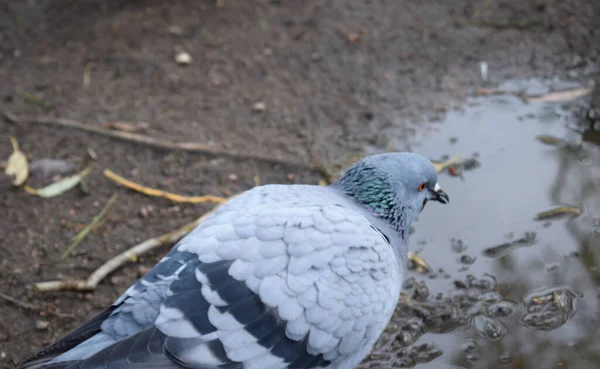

{"left": 361, "top": 82, "right": 600, "bottom": 369}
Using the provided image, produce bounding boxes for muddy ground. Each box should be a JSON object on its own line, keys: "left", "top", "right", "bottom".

{"left": 1, "top": 0, "right": 599, "bottom": 367}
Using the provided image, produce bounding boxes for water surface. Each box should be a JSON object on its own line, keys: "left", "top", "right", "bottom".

{"left": 384, "top": 86, "right": 600, "bottom": 368}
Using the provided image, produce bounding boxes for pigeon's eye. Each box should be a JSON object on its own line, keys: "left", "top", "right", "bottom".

{"left": 417, "top": 182, "right": 427, "bottom": 191}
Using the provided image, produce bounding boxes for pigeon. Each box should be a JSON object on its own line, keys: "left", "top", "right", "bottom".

{"left": 19, "top": 152, "right": 449, "bottom": 369}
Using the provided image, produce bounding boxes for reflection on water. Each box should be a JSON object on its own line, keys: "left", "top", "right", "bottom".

{"left": 360, "top": 84, "right": 600, "bottom": 369}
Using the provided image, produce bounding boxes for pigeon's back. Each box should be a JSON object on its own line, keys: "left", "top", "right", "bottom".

{"left": 19, "top": 184, "right": 404, "bottom": 369}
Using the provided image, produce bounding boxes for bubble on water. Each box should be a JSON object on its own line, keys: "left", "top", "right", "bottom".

{"left": 461, "top": 339, "right": 479, "bottom": 353}
{"left": 478, "top": 291, "right": 503, "bottom": 304}
{"left": 498, "top": 352, "right": 513, "bottom": 364}
{"left": 488, "top": 300, "right": 518, "bottom": 318}
{"left": 521, "top": 286, "right": 577, "bottom": 330}
{"left": 465, "top": 352, "right": 480, "bottom": 362}
{"left": 473, "top": 315, "right": 507, "bottom": 340}
{"left": 470, "top": 273, "right": 497, "bottom": 291}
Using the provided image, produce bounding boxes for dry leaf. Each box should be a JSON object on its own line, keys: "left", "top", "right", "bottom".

{"left": 5, "top": 137, "right": 29, "bottom": 186}
{"left": 25, "top": 166, "right": 92, "bottom": 198}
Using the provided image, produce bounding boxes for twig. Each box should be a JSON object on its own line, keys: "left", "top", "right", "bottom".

{"left": 34, "top": 206, "right": 222, "bottom": 292}
{"left": 0, "top": 292, "right": 72, "bottom": 318}
{"left": 0, "top": 292, "right": 42, "bottom": 311}
{"left": 59, "top": 194, "right": 118, "bottom": 261}
{"left": 524, "top": 87, "right": 593, "bottom": 103}
{"left": 104, "top": 169, "right": 228, "bottom": 204}
{"left": 475, "top": 87, "right": 593, "bottom": 104}
{"left": 3, "top": 111, "right": 315, "bottom": 171}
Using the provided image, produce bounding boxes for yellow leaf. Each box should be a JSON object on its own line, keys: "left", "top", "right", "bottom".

{"left": 5, "top": 137, "right": 29, "bottom": 186}
{"left": 25, "top": 166, "right": 92, "bottom": 198}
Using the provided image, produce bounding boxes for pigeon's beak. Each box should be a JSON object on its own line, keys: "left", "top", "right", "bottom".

{"left": 430, "top": 183, "right": 449, "bottom": 204}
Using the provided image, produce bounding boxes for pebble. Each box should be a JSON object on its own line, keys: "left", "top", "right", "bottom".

{"left": 167, "top": 25, "right": 185, "bottom": 36}
{"left": 174, "top": 51, "right": 192, "bottom": 65}
{"left": 35, "top": 320, "right": 50, "bottom": 330}
{"left": 252, "top": 101, "right": 266, "bottom": 112}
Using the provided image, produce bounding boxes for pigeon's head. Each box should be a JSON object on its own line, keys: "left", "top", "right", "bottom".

{"left": 334, "top": 152, "right": 449, "bottom": 231}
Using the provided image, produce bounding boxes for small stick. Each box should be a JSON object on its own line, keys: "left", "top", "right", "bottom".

{"left": 35, "top": 206, "right": 221, "bottom": 292}
{"left": 104, "top": 169, "right": 227, "bottom": 204}
{"left": 0, "top": 292, "right": 72, "bottom": 318}
{"left": 0, "top": 292, "right": 42, "bottom": 311}
{"left": 4, "top": 112, "right": 314, "bottom": 171}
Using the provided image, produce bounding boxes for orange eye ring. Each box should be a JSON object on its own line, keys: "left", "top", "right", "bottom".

{"left": 417, "top": 182, "right": 427, "bottom": 191}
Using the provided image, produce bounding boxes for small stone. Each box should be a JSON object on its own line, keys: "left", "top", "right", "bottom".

{"left": 287, "top": 173, "right": 295, "bottom": 181}
{"left": 167, "top": 25, "right": 185, "bottom": 36}
{"left": 138, "top": 265, "right": 151, "bottom": 277}
{"left": 174, "top": 51, "right": 192, "bottom": 65}
{"left": 35, "top": 320, "right": 50, "bottom": 330}
{"left": 252, "top": 101, "right": 266, "bottom": 112}
{"left": 87, "top": 148, "right": 98, "bottom": 160}
{"left": 228, "top": 174, "right": 238, "bottom": 181}
{"left": 139, "top": 205, "right": 154, "bottom": 218}
{"left": 347, "top": 33, "right": 359, "bottom": 43}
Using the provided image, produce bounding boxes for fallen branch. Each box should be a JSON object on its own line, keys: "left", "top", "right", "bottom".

{"left": 104, "top": 169, "right": 228, "bottom": 204}
{"left": 34, "top": 206, "right": 222, "bottom": 292}
{"left": 3, "top": 111, "right": 314, "bottom": 171}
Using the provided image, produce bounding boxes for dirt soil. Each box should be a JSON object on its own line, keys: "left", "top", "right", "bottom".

{"left": 0, "top": 0, "right": 599, "bottom": 367}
